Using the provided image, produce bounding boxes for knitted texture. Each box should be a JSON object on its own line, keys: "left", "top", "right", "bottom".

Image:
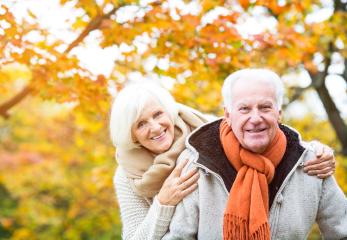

{"left": 114, "top": 167, "right": 175, "bottom": 240}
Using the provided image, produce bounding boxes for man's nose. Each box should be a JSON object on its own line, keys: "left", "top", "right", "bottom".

{"left": 249, "top": 110, "right": 262, "bottom": 123}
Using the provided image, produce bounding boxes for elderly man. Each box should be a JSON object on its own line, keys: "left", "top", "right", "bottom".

{"left": 162, "top": 69, "right": 347, "bottom": 240}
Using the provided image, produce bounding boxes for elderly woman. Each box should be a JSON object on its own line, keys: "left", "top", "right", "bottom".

{"left": 109, "top": 83, "right": 336, "bottom": 240}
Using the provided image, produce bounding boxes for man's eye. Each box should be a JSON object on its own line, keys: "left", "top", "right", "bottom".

{"left": 239, "top": 107, "right": 249, "bottom": 112}
{"left": 261, "top": 106, "right": 272, "bottom": 110}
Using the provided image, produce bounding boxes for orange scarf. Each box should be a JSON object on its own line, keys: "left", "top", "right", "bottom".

{"left": 219, "top": 119, "right": 287, "bottom": 240}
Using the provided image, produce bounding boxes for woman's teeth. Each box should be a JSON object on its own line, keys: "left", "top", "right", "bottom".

{"left": 151, "top": 130, "right": 166, "bottom": 140}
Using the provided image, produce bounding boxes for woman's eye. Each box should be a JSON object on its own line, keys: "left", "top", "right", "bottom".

{"left": 153, "top": 111, "right": 163, "bottom": 118}
{"left": 137, "top": 121, "right": 145, "bottom": 129}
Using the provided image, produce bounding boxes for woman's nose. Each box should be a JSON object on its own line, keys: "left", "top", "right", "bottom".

{"left": 149, "top": 120, "right": 161, "bottom": 132}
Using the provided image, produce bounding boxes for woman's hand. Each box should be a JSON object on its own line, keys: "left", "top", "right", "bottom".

{"left": 304, "top": 141, "right": 336, "bottom": 179}
{"left": 157, "top": 159, "right": 199, "bottom": 206}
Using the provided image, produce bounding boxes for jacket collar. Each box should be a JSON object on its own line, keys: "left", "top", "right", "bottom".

{"left": 186, "top": 119, "right": 305, "bottom": 207}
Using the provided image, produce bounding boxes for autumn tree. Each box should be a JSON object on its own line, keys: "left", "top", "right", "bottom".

{"left": 52, "top": 0, "right": 347, "bottom": 153}
{"left": 1, "top": 1, "right": 347, "bottom": 238}
{"left": 238, "top": 0, "right": 347, "bottom": 155}
{"left": 2, "top": 1, "right": 345, "bottom": 153}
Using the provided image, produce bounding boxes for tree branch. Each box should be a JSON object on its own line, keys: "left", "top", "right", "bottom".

{"left": 0, "top": 5, "right": 120, "bottom": 119}
{"left": 0, "top": 85, "right": 33, "bottom": 119}
{"left": 311, "top": 43, "right": 333, "bottom": 88}
{"left": 289, "top": 85, "right": 311, "bottom": 103}
{"left": 64, "top": 6, "right": 119, "bottom": 54}
{"left": 282, "top": 85, "right": 311, "bottom": 110}
{"left": 334, "top": 0, "right": 347, "bottom": 12}
{"left": 308, "top": 43, "right": 347, "bottom": 155}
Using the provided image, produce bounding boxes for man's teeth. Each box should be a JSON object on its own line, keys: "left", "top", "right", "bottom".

{"left": 152, "top": 131, "right": 165, "bottom": 140}
{"left": 247, "top": 129, "right": 265, "bottom": 132}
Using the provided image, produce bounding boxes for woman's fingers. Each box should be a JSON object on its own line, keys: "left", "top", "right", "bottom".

{"left": 307, "top": 166, "right": 333, "bottom": 176}
{"left": 310, "top": 141, "right": 333, "bottom": 159}
{"left": 319, "top": 144, "right": 335, "bottom": 158}
{"left": 304, "top": 160, "right": 333, "bottom": 172}
{"left": 304, "top": 150, "right": 335, "bottom": 174}
{"left": 180, "top": 183, "right": 198, "bottom": 198}
{"left": 311, "top": 140, "right": 324, "bottom": 158}
{"left": 305, "top": 142, "right": 334, "bottom": 170}
{"left": 304, "top": 159, "right": 318, "bottom": 167}
{"left": 179, "top": 172, "right": 199, "bottom": 190}
{"left": 179, "top": 167, "right": 198, "bottom": 183}
{"left": 304, "top": 154, "right": 332, "bottom": 167}
{"left": 171, "top": 159, "right": 189, "bottom": 177}
{"left": 158, "top": 160, "right": 200, "bottom": 206}
{"left": 317, "top": 171, "right": 334, "bottom": 179}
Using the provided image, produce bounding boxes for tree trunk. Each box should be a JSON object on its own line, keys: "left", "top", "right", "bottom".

{"left": 343, "top": 58, "right": 347, "bottom": 84}
{"left": 312, "top": 77, "right": 347, "bottom": 155}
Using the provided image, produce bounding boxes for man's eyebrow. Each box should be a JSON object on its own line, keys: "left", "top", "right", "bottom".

{"left": 259, "top": 101, "right": 274, "bottom": 105}
{"left": 235, "top": 103, "right": 247, "bottom": 108}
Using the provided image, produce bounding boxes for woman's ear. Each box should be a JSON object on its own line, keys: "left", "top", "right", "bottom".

{"left": 131, "top": 128, "right": 138, "bottom": 143}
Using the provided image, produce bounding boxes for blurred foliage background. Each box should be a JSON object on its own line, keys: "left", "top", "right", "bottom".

{"left": 0, "top": 0, "right": 346, "bottom": 239}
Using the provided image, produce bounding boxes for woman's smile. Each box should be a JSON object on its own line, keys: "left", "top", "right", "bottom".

{"left": 132, "top": 98, "right": 175, "bottom": 154}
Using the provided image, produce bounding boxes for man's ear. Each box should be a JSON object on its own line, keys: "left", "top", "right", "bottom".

{"left": 278, "top": 109, "right": 282, "bottom": 123}
{"left": 224, "top": 107, "right": 232, "bottom": 126}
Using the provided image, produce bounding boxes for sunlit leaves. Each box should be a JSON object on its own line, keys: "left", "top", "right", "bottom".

{"left": 1, "top": 0, "right": 347, "bottom": 239}
{"left": 287, "top": 114, "right": 347, "bottom": 192}
{"left": 0, "top": 82, "right": 118, "bottom": 238}
{"left": 201, "top": 0, "right": 225, "bottom": 12}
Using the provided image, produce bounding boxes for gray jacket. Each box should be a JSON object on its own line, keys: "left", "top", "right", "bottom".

{"left": 163, "top": 120, "right": 347, "bottom": 240}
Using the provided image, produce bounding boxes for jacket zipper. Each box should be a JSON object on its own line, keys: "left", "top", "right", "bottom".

{"left": 193, "top": 161, "right": 230, "bottom": 196}
{"left": 269, "top": 149, "right": 308, "bottom": 212}
{"left": 269, "top": 149, "right": 308, "bottom": 237}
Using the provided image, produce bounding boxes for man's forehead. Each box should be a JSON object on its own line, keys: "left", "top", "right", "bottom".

{"left": 231, "top": 78, "right": 276, "bottom": 94}
{"left": 233, "top": 97, "right": 275, "bottom": 106}
{"left": 233, "top": 76, "right": 273, "bottom": 88}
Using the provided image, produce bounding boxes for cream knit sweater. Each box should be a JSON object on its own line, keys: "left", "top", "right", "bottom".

{"left": 114, "top": 167, "right": 175, "bottom": 240}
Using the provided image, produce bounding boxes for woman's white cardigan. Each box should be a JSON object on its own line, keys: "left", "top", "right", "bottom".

{"left": 114, "top": 167, "right": 175, "bottom": 240}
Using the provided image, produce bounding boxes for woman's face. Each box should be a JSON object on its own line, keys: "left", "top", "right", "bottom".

{"left": 131, "top": 98, "right": 175, "bottom": 154}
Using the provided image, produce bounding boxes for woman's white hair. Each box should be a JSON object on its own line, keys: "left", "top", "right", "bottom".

{"left": 222, "top": 68, "right": 285, "bottom": 112}
{"left": 109, "top": 83, "right": 178, "bottom": 150}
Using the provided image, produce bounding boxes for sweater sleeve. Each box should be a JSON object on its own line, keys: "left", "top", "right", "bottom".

{"left": 162, "top": 154, "right": 200, "bottom": 240}
{"left": 316, "top": 175, "right": 347, "bottom": 239}
{"left": 162, "top": 186, "right": 199, "bottom": 240}
{"left": 114, "top": 167, "right": 175, "bottom": 240}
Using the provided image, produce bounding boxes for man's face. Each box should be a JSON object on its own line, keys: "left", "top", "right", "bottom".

{"left": 225, "top": 78, "right": 281, "bottom": 153}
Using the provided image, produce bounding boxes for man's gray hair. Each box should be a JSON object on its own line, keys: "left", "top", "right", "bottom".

{"left": 222, "top": 68, "right": 285, "bottom": 112}
{"left": 109, "top": 83, "right": 178, "bottom": 150}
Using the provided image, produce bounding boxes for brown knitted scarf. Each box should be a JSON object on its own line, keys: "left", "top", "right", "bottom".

{"left": 219, "top": 119, "right": 287, "bottom": 240}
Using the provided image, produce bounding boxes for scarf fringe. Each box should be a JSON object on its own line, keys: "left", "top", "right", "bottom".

{"left": 223, "top": 214, "right": 270, "bottom": 240}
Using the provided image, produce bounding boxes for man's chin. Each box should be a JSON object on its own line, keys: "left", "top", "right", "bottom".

{"left": 243, "top": 143, "right": 267, "bottom": 153}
